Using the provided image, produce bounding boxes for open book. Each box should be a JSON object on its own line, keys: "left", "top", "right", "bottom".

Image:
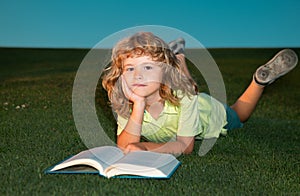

{"left": 45, "top": 146, "right": 180, "bottom": 179}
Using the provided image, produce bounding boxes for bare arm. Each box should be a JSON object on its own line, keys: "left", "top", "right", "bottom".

{"left": 117, "top": 102, "right": 145, "bottom": 148}
{"left": 117, "top": 76, "right": 145, "bottom": 149}
{"left": 117, "top": 105, "right": 195, "bottom": 155}
{"left": 122, "top": 136, "right": 195, "bottom": 155}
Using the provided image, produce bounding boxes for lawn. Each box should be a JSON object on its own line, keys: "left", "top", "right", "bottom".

{"left": 0, "top": 47, "right": 299, "bottom": 195}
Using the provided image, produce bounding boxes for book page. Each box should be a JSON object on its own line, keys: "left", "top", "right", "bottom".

{"left": 50, "top": 146, "right": 124, "bottom": 174}
{"left": 105, "top": 151, "right": 179, "bottom": 178}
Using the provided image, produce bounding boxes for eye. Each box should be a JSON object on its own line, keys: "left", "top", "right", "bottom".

{"left": 125, "top": 67, "right": 134, "bottom": 72}
{"left": 144, "top": 65, "right": 153, "bottom": 70}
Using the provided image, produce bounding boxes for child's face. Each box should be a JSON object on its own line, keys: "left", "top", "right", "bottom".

{"left": 122, "top": 56, "right": 163, "bottom": 99}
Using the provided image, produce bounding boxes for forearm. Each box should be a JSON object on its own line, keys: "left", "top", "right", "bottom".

{"left": 140, "top": 137, "right": 195, "bottom": 155}
{"left": 117, "top": 131, "right": 140, "bottom": 150}
{"left": 142, "top": 142, "right": 185, "bottom": 155}
{"left": 117, "top": 102, "right": 145, "bottom": 149}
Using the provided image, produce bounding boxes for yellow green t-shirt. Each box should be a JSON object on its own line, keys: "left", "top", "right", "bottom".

{"left": 117, "top": 93, "right": 228, "bottom": 142}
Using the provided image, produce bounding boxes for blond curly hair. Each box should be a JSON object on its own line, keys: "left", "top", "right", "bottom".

{"left": 102, "top": 32, "right": 197, "bottom": 118}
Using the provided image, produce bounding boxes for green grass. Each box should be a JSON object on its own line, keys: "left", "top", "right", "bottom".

{"left": 1, "top": 47, "right": 299, "bottom": 195}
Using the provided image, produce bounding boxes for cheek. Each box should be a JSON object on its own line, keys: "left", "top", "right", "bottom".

{"left": 145, "top": 72, "right": 163, "bottom": 83}
{"left": 122, "top": 73, "right": 133, "bottom": 82}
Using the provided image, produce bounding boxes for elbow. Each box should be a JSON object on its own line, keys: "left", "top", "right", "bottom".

{"left": 117, "top": 142, "right": 124, "bottom": 150}
{"left": 180, "top": 142, "right": 194, "bottom": 154}
{"left": 117, "top": 142, "right": 126, "bottom": 152}
{"left": 183, "top": 146, "right": 194, "bottom": 154}
{"left": 178, "top": 137, "right": 195, "bottom": 154}
{"left": 117, "top": 135, "right": 128, "bottom": 151}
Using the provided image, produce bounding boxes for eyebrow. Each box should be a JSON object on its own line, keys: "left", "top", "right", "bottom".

{"left": 123, "top": 63, "right": 134, "bottom": 68}
{"left": 123, "top": 62, "right": 157, "bottom": 67}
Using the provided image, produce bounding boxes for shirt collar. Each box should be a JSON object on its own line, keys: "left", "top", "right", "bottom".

{"left": 163, "top": 101, "right": 179, "bottom": 114}
{"left": 143, "top": 101, "right": 179, "bottom": 123}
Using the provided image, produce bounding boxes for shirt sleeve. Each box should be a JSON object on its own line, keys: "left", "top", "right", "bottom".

{"left": 176, "top": 94, "right": 202, "bottom": 137}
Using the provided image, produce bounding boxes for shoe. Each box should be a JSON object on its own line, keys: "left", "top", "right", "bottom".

{"left": 254, "top": 49, "right": 298, "bottom": 86}
{"left": 168, "top": 37, "right": 185, "bottom": 55}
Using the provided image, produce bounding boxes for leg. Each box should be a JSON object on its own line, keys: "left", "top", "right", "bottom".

{"left": 231, "top": 79, "right": 264, "bottom": 122}
{"left": 176, "top": 54, "right": 193, "bottom": 79}
{"left": 231, "top": 49, "right": 298, "bottom": 122}
{"left": 176, "top": 54, "right": 198, "bottom": 92}
{"left": 168, "top": 38, "right": 199, "bottom": 92}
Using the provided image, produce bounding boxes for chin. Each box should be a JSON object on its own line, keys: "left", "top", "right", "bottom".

{"left": 133, "top": 91, "right": 149, "bottom": 97}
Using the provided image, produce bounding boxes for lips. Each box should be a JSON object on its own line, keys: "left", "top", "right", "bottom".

{"left": 132, "top": 83, "right": 147, "bottom": 87}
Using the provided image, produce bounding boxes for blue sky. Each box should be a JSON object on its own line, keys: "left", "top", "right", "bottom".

{"left": 1, "top": 0, "right": 299, "bottom": 48}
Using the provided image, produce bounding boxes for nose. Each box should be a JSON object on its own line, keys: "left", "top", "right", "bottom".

{"left": 134, "top": 68, "right": 143, "bottom": 80}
